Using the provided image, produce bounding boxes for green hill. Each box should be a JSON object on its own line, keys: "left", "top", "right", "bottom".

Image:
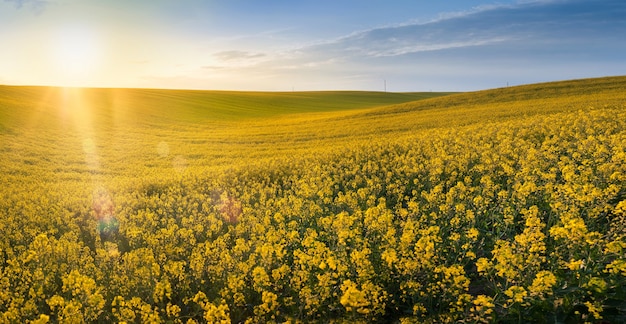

{"left": 0, "top": 86, "right": 451, "bottom": 126}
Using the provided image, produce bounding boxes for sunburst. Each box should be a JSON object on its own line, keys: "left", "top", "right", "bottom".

{"left": 51, "top": 25, "right": 101, "bottom": 86}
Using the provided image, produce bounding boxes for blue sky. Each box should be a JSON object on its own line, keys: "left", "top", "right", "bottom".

{"left": 1, "top": 0, "right": 625, "bottom": 91}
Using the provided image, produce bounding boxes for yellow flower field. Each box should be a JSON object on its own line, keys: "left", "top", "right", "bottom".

{"left": 1, "top": 76, "right": 625, "bottom": 322}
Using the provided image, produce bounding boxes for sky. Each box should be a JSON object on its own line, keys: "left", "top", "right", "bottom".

{"left": 1, "top": 0, "right": 625, "bottom": 91}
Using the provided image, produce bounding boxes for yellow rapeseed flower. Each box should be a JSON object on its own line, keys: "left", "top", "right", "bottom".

{"left": 529, "top": 271, "right": 557, "bottom": 297}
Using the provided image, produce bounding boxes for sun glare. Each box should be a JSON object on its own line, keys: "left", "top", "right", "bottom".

{"left": 52, "top": 26, "right": 101, "bottom": 86}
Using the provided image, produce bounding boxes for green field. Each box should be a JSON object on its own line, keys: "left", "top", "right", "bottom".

{"left": 1, "top": 77, "right": 625, "bottom": 323}
{"left": 0, "top": 87, "right": 450, "bottom": 181}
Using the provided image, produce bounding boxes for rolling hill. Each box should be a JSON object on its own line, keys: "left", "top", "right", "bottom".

{"left": 1, "top": 76, "right": 625, "bottom": 323}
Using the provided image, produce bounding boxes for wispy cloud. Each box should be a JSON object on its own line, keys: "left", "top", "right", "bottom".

{"left": 307, "top": 0, "right": 624, "bottom": 59}
{"left": 213, "top": 50, "right": 266, "bottom": 62}
{"left": 367, "top": 37, "right": 513, "bottom": 57}
{"left": 201, "top": 65, "right": 225, "bottom": 71}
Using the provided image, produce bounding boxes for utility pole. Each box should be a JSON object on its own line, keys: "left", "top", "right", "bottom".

{"left": 384, "top": 79, "right": 387, "bottom": 92}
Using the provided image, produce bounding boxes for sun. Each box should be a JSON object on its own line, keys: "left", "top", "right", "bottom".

{"left": 52, "top": 26, "right": 102, "bottom": 85}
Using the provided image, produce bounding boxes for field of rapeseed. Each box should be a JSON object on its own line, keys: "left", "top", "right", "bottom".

{"left": 1, "top": 77, "right": 625, "bottom": 323}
